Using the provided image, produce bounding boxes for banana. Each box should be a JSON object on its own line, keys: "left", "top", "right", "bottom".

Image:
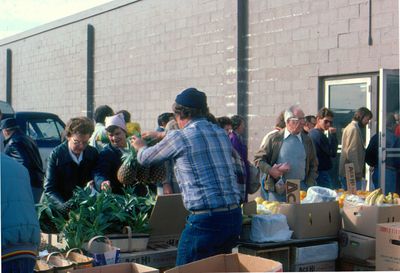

{"left": 365, "top": 188, "right": 381, "bottom": 205}
{"left": 375, "top": 194, "right": 385, "bottom": 205}
{"left": 370, "top": 189, "right": 382, "bottom": 205}
{"left": 385, "top": 192, "right": 393, "bottom": 204}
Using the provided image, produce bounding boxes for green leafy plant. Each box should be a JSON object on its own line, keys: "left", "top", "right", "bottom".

{"left": 37, "top": 185, "right": 155, "bottom": 249}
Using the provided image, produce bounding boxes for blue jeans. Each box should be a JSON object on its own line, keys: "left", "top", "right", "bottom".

{"left": 176, "top": 207, "right": 242, "bottom": 266}
{"left": 316, "top": 170, "right": 333, "bottom": 189}
{"left": 2, "top": 257, "right": 36, "bottom": 273}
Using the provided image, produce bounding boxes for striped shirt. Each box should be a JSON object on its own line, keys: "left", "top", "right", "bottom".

{"left": 137, "top": 118, "right": 241, "bottom": 210}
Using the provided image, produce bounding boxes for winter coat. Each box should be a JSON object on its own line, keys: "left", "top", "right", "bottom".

{"left": 94, "top": 143, "right": 125, "bottom": 195}
{"left": 254, "top": 130, "right": 318, "bottom": 191}
{"left": 3, "top": 129, "right": 44, "bottom": 188}
{"left": 339, "top": 121, "right": 365, "bottom": 181}
{"left": 1, "top": 154, "right": 40, "bottom": 261}
{"left": 44, "top": 141, "right": 98, "bottom": 205}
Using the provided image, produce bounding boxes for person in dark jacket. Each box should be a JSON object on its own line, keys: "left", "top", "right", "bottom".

{"left": 366, "top": 113, "right": 400, "bottom": 193}
{"left": 44, "top": 117, "right": 98, "bottom": 211}
{"left": 94, "top": 113, "right": 129, "bottom": 195}
{"left": 1, "top": 118, "right": 44, "bottom": 203}
{"left": 309, "top": 107, "right": 338, "bottom": 189}
{"left": 2, "top": 153, "right": 40, "bottom": 273}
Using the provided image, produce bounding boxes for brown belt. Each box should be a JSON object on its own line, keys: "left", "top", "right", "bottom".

{"left": 190, "top": 204, "right": 239, "bottom": 215}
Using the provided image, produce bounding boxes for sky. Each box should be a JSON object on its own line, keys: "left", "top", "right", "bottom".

{"left": 0, "top": 0, "right": 113, "bottom": 40}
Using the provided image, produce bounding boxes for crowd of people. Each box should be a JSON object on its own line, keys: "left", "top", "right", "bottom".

{"left": 1, "top": 87, "right": 399, "bottom": 272}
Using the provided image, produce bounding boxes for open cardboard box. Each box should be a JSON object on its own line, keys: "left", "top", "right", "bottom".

{"left": 148, "top": 194, "right": 189, "bottom": 246}
{"left": 69, "top": 262, "right": 158, "bottom": 273}
{"left": 165, "top": 253, "right": 282, "bottom": 273}
{"left": 342, "top": 203, "right": 400, "bottom": 237}
{"left": 278, "top": 201, "right": 341, "bottom": 239}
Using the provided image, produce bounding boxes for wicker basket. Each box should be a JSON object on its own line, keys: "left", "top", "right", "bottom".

{"left": 46, "top": 252, "right": 74, "bottom": 273}
{"left": 34, "top": 259, "right": 54, "bottom": 273}
{"left": 64, "top": 248, "right": 93, "bottom": 269}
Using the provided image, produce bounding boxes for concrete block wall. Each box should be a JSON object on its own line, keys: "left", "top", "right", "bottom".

{"left": 246, "top": 0, "right": 399, "bottom": 155}
{"left": 0, "top": 0, "right": 238, "bottom": 130}
{"left": 0, "top": 0, "right": 398, "bottom": 157}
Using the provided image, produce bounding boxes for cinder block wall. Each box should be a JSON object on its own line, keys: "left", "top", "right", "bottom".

{"left": 0, "top": 0, "right": 398, "bottom": 157}
{"left": 0, "top": 0, "right": 238, "bottom": 130}
{"left": 247, "top": 0, "right": 399, "bottom": 155}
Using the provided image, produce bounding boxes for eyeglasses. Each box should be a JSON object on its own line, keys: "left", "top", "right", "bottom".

{"left": 71, "top": 138, "right": 89, "bottom": 146}
{"left": 288, "top": 117, "right": 305, "bottom": 123}
{"left": 323, "top": 120, "right": 333, "bottom": 125}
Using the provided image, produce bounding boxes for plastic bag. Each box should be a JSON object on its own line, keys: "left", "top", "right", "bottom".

{"left": 302, "top": 186, "right": 337, "bottom": 203}
{"left": 250, "top": 214, "right": 293, "bottom": 242}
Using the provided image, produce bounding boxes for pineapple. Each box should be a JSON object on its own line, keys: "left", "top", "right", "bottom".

{"left": 149, "top": 163, "right": 166, "bottom": 183}
{"left": 117, "top": 147, "right": 138, "bottom": 185}
{"left": 136, "top": 164, "right": 150, "bottom": 184}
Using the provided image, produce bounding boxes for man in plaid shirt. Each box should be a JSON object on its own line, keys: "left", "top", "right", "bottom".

{"left": 131, "top": 87, "right": 243, "bottom": 265}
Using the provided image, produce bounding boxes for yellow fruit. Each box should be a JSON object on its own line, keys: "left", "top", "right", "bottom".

{"left": 300, "top": 191, "right": 307, "bottom": 201}
{"left": 338, "top": 198, "right": 344, "bottom": 208}
{"left": 262, "top": 200, "right": 270, "bottom": 207}
{"left": 393, "top": 193, "right": 399, "bottom": 199}
{"left": 255, "top": 197, "right": 264, "bottom": 204}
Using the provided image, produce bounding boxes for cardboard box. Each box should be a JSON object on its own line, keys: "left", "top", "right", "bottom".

{"left": 376, "top": 222, "right": 400, "bottom": 271}
{"left": 342, "top": 203, "right": 400, "bottom": 237}
{"left": 291, "top": 241, "right": 338, "bottom": 265}
{"left": 292, "top": 260, "right": 335, "bottom": 272}
{"left": 278, "top": 201, "right": 341, "bottom": 239}
{"left": 165, "top": 253, "right": 282, "bottom": 273}
{"left": 148, "top": 194, "right": 189, "bottom": 246}
{"left": 119, "top": 245, "right": 177, "bottom": 269}
{"left": 338, "top": 257, "right": 375, "bottom": 271}
{"left": 238, "top": 246, "right": 290, "bottom": 272}
{"left": 69, "top": 262, "right": 158, "bottom": 273}
{"left": 339, "top": 230, "right": 375, "bottom": 260}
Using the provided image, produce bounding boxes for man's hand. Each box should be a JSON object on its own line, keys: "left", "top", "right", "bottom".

{"left": 328, "top": 127, "right": 337, "bottom": 134}
{"left": 268, "top": 164, "right": 284, "bottom": 179}
{"left": 141, "top": 131, "right": 166, "bottom": 141}
{"left": 130, "top": 135, "right": 146, "bottom": 150}
{"left": 278, "top": 162, "right": 290, "bottom": 173}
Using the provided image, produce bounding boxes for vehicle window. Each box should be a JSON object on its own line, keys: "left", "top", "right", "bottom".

{"left": 26, "top": 118, "right": 63, "bottom": 141}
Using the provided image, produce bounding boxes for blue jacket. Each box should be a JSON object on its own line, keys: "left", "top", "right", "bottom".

{"left": 44, "top": 141, "right": 98, "bottom": 205}
{"left": 1, "top": 154, "right": 40, "bottom": 260}
{"left": 94, "top": 143, "right": 124, "bottom": 195}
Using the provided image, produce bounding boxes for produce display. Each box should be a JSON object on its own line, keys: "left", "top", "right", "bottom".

{"left": 37, "top": 186, "right": 155, "bottom": 249}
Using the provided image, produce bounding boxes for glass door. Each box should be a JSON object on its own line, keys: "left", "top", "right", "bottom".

{"left": 378, "top": 69, "right": 400, "bottom": 194}
{"left": 324, "top": 77, "right": 373, "bottom": 188}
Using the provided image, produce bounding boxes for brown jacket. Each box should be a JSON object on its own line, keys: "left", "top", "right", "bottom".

{"left": 254, "top": 130, "right": 318, "bottom": 191}
{"left": 339, "top": 121, "right": 365, "bottom": 181}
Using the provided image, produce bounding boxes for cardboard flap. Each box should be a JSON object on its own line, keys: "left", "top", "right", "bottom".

{"left": 69, "top": 262, "right": 159, "bottom": 273}
{"left": 164, "top": 253, "right": 282, "bottom": 273}
{"left": 242, "top": 201, "right": 257, "bottom": 215}
{"left": 148, "top": 194, "right": 189, "bottom": 243}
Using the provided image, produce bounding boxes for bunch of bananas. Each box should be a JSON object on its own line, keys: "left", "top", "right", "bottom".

{"left": 364, "top": 188, "right": 399, "bottom": 205}
{"left": 262, "top": 200, "right": 280, "bottom": 214}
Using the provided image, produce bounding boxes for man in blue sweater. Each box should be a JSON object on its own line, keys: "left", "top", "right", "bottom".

{"left": 309, "top": 107, "right": 338, "bottom": 189}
